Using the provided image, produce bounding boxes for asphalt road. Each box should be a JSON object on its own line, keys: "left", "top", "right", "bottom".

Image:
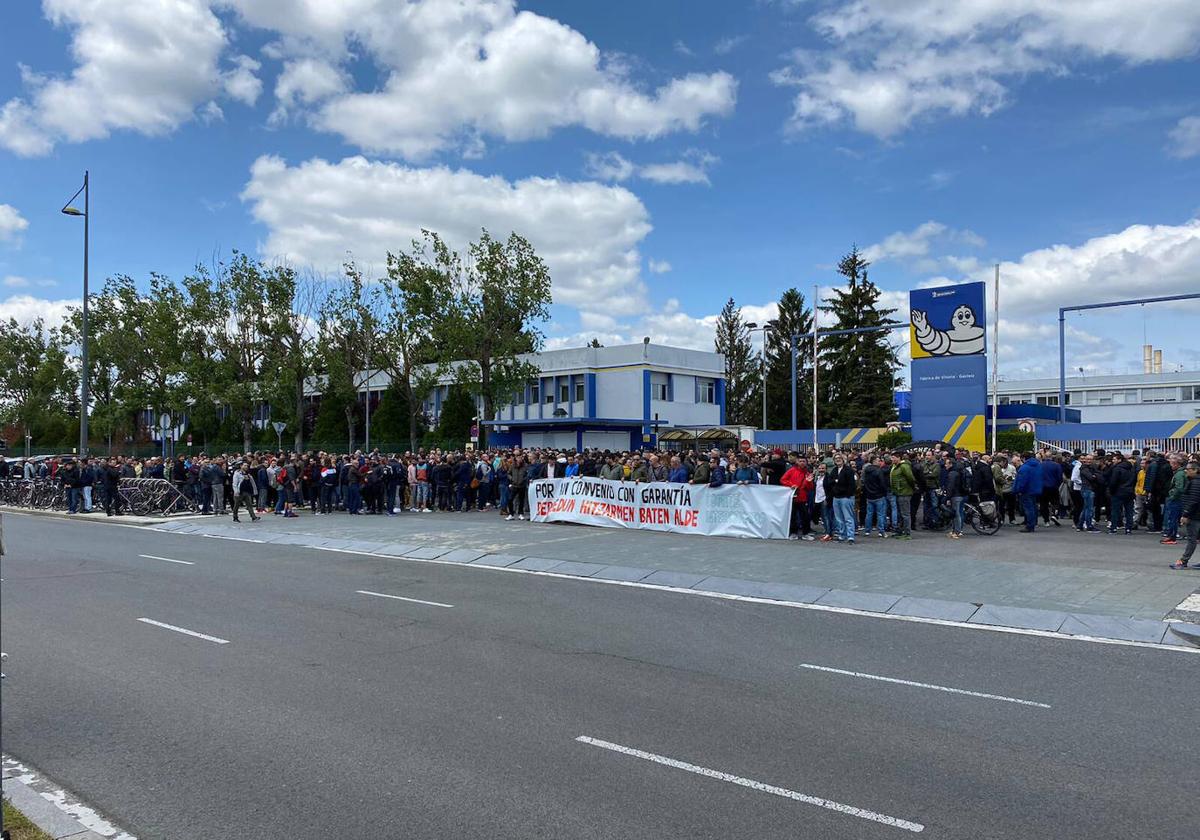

{"left": 1, "top": 512, "right": 1197, "bottom": 839}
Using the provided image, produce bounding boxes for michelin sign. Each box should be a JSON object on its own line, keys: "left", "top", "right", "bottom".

{"left": 909, "top": 282, "right": 988, "bottom": 451}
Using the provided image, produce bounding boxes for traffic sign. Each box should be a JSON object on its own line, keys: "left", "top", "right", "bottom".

{"left": 272, "top": 421, "right": 286, "bottom": 434}
{"left": 159, "top": 412, "right": 172, "bottom": 430}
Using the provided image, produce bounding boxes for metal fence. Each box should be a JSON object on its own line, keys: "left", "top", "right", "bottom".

{"left": 0, "top": 478, "right": 196, "bottom": 516}
{"left": 1037, "top": 437, "right": 1200, "bottom": 456}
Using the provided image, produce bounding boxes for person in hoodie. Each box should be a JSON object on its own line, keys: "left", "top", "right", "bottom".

{"left": 1106, "top": 452, "right": 1137, "bottom": 535}
{"left": 1012, "top": 451, "right": 1043, "bottom": 533}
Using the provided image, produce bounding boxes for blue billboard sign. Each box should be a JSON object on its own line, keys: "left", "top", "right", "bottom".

{"left": 909, "top": 282, "right": 988, "bottom": 450}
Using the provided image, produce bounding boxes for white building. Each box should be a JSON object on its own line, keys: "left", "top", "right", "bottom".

{"left": 995, "top": 370, "right": 1200, "bottom": 423}
{"left": 422, "top": 341, "right": 727, "bottom": 450}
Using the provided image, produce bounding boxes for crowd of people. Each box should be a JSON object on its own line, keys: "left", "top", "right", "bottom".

{"left": 3, "top": 442, "right": 1198, "bottom": 568}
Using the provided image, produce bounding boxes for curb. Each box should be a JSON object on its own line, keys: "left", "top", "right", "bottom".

{"left": 0, "top": 506, "right": 207, "bottom": 526}
{"left": 150, "top": 521, "right": 1200, "bottom": 652}
{"left": 3, "top": 755, "right": 136, "bottom": 839}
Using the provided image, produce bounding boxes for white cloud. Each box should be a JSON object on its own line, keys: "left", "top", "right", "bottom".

{"left": 714, "top": 35, "right": 748, "bottom": 56}
{"left": 241, "top": 154, "right": 653, "bottom": 317}
{"left": 228, "top": 0, "right": 736, "bottom": 158}
{"left": 3, "top": 275, "right": 30, "bottom": 288}
{"left": 1167, "top": 115, "right": 1200, "bottom": 159}
{"left": 773, "top": 1, "right": 1200, "bottom": 138}
{"left": 268, "top": 58, "right": 348, "bottom": 125}
{"left": 584, "top": 148, "right": 718, "bottom": 186}
{"left": 674, "top": 40, "right": 694, "bottom": 57}
{"left": 0, "top": 204, "right": 30, "bottom": 244}
{"left": 0, "top": 294, "right": 79, "bottom": 330}
{"left": 978, "top": 217, "right": 1200, "bottom": 318}
{"left": 862, "top": 220, "right": 984, "bottom": 269}
{"left": 222, "top": 54, "right": 263, "bottom": 106}
{"left": 0, "top": 0, "right": 230, "bottom": 155}
{"left": 647, "top": 259, "right": 671, "bottom": 274}
{"left": 583, "top": 151, "right": 637, "bottom": 182}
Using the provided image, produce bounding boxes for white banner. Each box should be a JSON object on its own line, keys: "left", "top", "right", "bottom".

{"left": 529, "top": 477, "right": 794, "bottom": 539}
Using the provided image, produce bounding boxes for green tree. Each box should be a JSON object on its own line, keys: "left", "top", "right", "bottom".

{"left": 436, "top": 385, "right": 476, "bottom": 440}
{"left": 370, "top": 380, "right": 424, "bottom": 447}
{"left": 184, "top": 252, "right": 288, "bottom": 452}
{"left": 765, "top": 288, "right": 814, "bottom": 430}
{"left": 588, "top": 338, "right": 603, "bottom": 348}
{"left": 377, "top": 232, "right": 454, "bottom": 451}
{"left": 714, "top": 297, "right": 760, "bottom": 426}
{"left": 0, "top": 318, "right": 77, "bottom": 449}
{"left": 817, "top": 247, "right": 901, "bottom": 428}
{"left": 425, "top": 229, "right": 551, "bottom": 448}
{"left": 260, "top": 270, "right": 323, "bottom": 452}
{"left": 315, "top": 260, "right": 378, "bottom": 453}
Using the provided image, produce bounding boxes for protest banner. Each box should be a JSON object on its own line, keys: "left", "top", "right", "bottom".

{"left": 529, "top": 477, "right": 793, "bottom": 539}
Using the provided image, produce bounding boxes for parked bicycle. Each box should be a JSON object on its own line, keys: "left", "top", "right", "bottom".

{"left": 925, "top": 491, "right": 1001, "bottom": 536}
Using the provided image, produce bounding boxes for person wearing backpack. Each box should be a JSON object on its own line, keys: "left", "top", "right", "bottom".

{"left": 230, "top": 461, "right": 260, "bottom": 522}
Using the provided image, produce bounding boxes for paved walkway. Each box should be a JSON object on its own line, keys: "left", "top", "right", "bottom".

{"left": 140, "top": 508, "right": 1200, "bottom": 643}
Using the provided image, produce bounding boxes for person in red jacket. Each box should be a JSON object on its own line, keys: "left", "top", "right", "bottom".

{"left": 781, "top": 453, "right": 817, "bottom": 541}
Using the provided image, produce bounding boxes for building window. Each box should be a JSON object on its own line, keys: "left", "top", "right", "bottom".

{"left": 574, "top": 376, "right": 585, "bottom": 402}
{"left": 1187, "top": 385, "right": 1200, "bottom": 401}
{"left": 651, "top": 372, "right": 670, "bottom": 401}
{"left": 544, "top": 381, "right": 554, "bottom": 403}
{"left": 559, "top": 380, "right": 570, "bottom": 403}
{"left": 529, "top": 382, "right": 539, "bottom": 404}
{"left": 1036, "top": 395, "right": 1059, "bottom": 407}
{"left": 1142, "top": 387, "right": 1177, "bottom": 403}
{"left": 698, "top": 378, "right": 716, "bottom": 404}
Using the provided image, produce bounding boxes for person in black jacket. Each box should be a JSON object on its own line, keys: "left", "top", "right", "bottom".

{"left": 1170, "top": 461, "right": 1200, "bottom": 569}
{"left": 861, "top": 456, "right": 888, "bottom": 537}
{"left": 944, "top": 456, "right": 966, "bottom": 538}
{"left": 1106, "top": 453, "right": 1137, "bottom": 534}
{"left": 102, "top": 457, "right": 123, "bottom": 516}
{"left": 829, "top": 454, "right": 858, "bottom": 543}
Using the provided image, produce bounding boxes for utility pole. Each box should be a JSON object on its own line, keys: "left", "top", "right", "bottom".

{"left": 812, "top": 283, "right": 819, "bottom": 453}
{"left": 991, "top": 263, "right": 999, "bottom": 453}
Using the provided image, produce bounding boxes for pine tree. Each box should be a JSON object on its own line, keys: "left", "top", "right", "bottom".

{"left": 817, "top": 247, "right": 901, "bottom": 428}
{"left": 713, "top": 298, "right": 758, "bottom": 426}
{"left": 764, "top": 289, "right": 814, "bottom": 430}
{"left": 436, "top": 385, "right": 476, "bottom": 442}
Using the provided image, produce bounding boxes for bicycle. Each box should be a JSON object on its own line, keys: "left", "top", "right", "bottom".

{"left": 926, "top": 492, "right": 1001, "bottom": 536}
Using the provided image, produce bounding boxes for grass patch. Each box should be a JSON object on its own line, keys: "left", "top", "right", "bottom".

{"left": 2, "top": 799, "right": 55, "bottom": 840}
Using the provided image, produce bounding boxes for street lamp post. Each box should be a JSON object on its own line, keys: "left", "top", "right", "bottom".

{"left": 62, "top": 171, "right": 89, "bottom": 457}
{"left": 746, "top": 321, "right": 775, "bottom": 430}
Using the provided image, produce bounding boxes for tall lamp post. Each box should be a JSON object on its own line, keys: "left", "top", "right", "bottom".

{"left": 61, "top": 171, "right": 89, "bottom": 457}
{"left": 746, "top": 321, "right": 775, "bottom": 430}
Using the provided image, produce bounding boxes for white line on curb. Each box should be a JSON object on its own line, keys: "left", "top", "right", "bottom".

{"left": 575, "top": 736, "right": 924, "bottom": 833}
{"left": 1175, "top": 593, "right": 1200, "bottom": 613}
{"left": 136, "top": 618, "right": 229, "bottom": 644}
{"left": 3, "top": 754, "right": 138, "bottom": 840}
{"left": 356, "top": 590, "right": 454, "bottom": 608}
{"left": 797, "top": 663, "right": 1051, "bottom": 708}
{"left": 137, "top": 554, "right": 194, "bottom": 566}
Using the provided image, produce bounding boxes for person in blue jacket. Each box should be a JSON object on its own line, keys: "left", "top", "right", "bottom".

{"left": 1039, "top": 453, "right": 1064, "bottom": 526}
{"left": 707, "top": 454, "right": 727, "bottom": 487}
{"left": 1012, "top": 452, "right": 1044, "bottom": 532}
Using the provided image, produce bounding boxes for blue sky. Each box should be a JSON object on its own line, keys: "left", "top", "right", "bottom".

{"left": 2, "top": 0, "right": 1199, "bottom": 384}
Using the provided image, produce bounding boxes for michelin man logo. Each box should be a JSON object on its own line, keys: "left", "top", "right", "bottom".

{"left": 911, "top": 303, "right": 985, "bottom": 356}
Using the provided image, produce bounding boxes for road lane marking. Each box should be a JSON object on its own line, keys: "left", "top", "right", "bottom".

{"left": 137, "top": 554, "right": 194, "bottom": 566}
{"left": 575, "top": 736, "right": 924, "bottom": 833}
{"left": 798, "top": 663, "right": 1051, "bottom": 708}
{"left": 136, "top": 618, "right": 229, "bottom": 645}
{"left": 356, "top": 590, "right": 454, "bottom": 609}
{"left": 137, "top": 527, "right": 1199, "bottom": 655}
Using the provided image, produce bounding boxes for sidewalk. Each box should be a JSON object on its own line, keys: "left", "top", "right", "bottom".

{"left": 3, "top": 756, "right": 136, "bottom": 840}
{"left": 148, "top": 509, "right": 1200, "bottom": 647}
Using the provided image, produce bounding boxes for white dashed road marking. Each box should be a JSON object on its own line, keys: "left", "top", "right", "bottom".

{"left": 798, "top": 663, "right": 1051, "bottom": 708}
{"left": 356, "top": 590, "right": 454, "bottom": 609}
{"left": 137, "top": 554, "right": 194, "bottom": 565}
{"left": 136, "top": 618, "right": 229, "bottom": 645}
{"left": 575, "top": 736, "right": 925, "bottom": 833}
